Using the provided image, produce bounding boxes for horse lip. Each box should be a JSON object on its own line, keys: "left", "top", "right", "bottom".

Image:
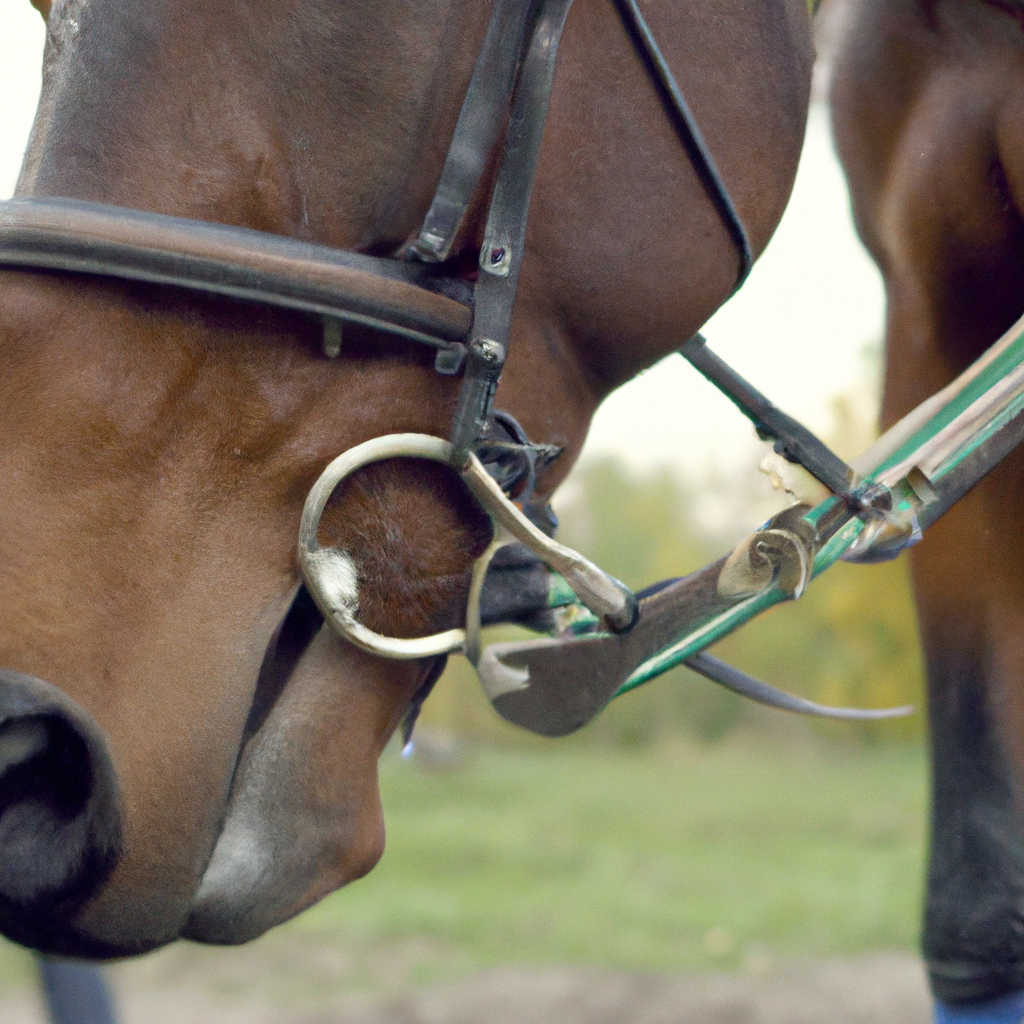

{"left": 183, "top": 588, "right": 327, "bottom": 943}
{"left": 183, "top": 728, "right": 311, "bottom": 944}
{"left": 185, "top": 588, "right": 407, "bottom": 944}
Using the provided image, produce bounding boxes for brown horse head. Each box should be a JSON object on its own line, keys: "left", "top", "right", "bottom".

{"left": 0, "top": 0, "right": 811, "bottom": 956}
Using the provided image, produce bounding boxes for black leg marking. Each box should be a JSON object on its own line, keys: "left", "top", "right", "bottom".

{"left": 925, "top": 636, "right": 1024, "bottom": 1004}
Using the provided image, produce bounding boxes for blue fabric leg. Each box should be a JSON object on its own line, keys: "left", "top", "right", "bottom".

{"left": 37, "top": 957, "right": 118, "bottom": 1024}
{"left": 935, "top": 990, "right": 1024, "bottom": 1024}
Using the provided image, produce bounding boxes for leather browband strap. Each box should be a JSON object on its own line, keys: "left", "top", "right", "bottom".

{"left": 0, "top": 197, "right": 473, "bottom": 349}
{"left": 0, "top": 0, "right": 753, "bottom": 461}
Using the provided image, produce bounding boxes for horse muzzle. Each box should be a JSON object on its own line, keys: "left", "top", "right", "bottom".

{"left": 0, "top": 670, "right": 123, "bottom": 956}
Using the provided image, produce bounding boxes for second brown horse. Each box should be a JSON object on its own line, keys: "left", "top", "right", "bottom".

{"left": 832, "top": 0, "right": 1024, "bottom": 1017}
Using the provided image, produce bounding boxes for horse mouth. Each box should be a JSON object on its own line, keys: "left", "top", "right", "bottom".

{"left": 183, "top": 585, "right": 393, "bottom": 945}
{"left": 184, "top": 586, "right": 325, "bottom": 942}
{"left": 238, "top": 586, "right": 325, "bottom": 749}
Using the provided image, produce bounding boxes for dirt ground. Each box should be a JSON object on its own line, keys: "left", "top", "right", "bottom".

{"left": 4, "top": 944, "right": 931, "bottom": 1024}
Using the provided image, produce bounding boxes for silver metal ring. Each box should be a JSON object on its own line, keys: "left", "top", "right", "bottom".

{"left": 298, "top": 434, "right": 469, "bottom": 659}
{"left": 298, "top": 433, "right": 635, "bottom": 661}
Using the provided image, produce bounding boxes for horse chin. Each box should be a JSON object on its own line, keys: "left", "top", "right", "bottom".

{"left": 181, "top": 748, "right": 385, "bottom": 946}
{"left": 182, "top": 616, "right": 403, "bottom": 945}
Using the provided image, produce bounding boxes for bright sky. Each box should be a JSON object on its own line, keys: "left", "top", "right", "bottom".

{"left": 0, "top": 5, "right": 885, "bottom": 488}
{"left": 0, "top": 3, "right": 45, "bottom": 195}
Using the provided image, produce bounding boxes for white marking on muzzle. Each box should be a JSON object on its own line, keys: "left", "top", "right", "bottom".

{"left": 194, "top": 819, "right": 274, "bottom": 902}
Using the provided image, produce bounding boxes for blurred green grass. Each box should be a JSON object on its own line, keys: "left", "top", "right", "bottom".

{"left": 288, "top": 733, "right": 927, "bottom": 982}
{"left": 0, "top": 724, "right": 928, "bottom": 993}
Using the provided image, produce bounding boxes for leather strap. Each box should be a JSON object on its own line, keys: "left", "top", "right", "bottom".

{"left": 450, "top": 0, "right": 577, "bottom": 462}
{"left": 0, "top": 198, "right": 473, "bottom": 348}
{"left": 409, "top": 0, "right": 539, "bottom": 263}
{"left": 611, "top": 0, "right": 753, "bottom": 290}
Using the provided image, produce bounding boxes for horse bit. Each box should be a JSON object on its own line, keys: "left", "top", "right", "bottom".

{"left": 0, "top": 0, "right": 904, "bottom": 731}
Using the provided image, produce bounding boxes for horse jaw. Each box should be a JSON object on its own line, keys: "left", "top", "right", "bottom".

{"left": 183, "top": 627, "right": 419, "bottom": 944}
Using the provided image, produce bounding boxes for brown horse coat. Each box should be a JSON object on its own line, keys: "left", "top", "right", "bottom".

{"left": 831, "top": 0, "right": 1024, "bottom": 1005}
{"left": 0, "top": 0, "right": 811, "bottom": 956}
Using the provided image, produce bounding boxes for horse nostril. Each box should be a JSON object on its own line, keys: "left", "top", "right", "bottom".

{"left": 0, "top": 719, "right": 48, "bottom": 776}
{"left": 0, "top": 672, "right": 123, "bottom": 955}
{"left": 0, "top": 715, "right": 95, "bottom": 824}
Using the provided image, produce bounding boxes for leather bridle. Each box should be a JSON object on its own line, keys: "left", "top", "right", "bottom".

{"left": 0, "top": 0, "right": 752, "bottom": 464}
{"left": 4, "top": 0, "right": 898, "bottom": 734}
{"left": 0, "top": 0, "right": 753, "bottom": 649}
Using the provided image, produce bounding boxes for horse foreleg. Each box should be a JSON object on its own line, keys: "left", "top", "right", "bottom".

{"left": 881, "top": 255, "right": 1024, "bottom": 1014}
{"left": 911, "top": 461, "right": 1024, "bottom": 1009}
{"left": 833, "top": 0, "right": 1024, "bottom": 1012}
{"left": 881, "top": 176, "right": 1024, "bottom": 1021}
